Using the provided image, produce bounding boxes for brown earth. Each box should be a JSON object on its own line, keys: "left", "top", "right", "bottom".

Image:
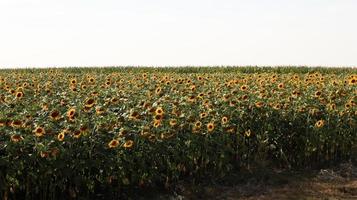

{"left": 145, "top": 162, "right": 357, "bottom": 200}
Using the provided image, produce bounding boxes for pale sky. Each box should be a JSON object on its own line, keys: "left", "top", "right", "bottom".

{"left": 0, "top": 0, "right": 356, "bottom": 68}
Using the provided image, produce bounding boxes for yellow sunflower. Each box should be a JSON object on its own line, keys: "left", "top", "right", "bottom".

{"left": 207, "top": 122, "right": 215, "bottom": 132}
{"left": 123, "top": 140, "right": 134, "bottom": 148}
{"left": 108, "top": 139, "right": 119, "bottom": 148}
{"left": 33, "top": 126, "right": 45, "bottom": 137}
{"left": 315, "top": 120, "right": 325, "bottom": 128}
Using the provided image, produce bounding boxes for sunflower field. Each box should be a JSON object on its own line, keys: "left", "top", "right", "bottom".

{"left": 0, "top": 67, "right": 356, "bottom": 199}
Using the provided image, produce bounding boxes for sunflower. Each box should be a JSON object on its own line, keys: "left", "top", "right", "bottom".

{"left": 153, "top": 120, "right": 161, "bottom": 128}
{"left": 314, "top": 91, "right": 322, "bottom": 98}
{"left": 57, "top": 132, "right": 65, "bottom": 141}
{"left": 273, "top": 103, "right": 281, "bottom": 110}
{"left": 73, "top": 130, "right": 81, "bottom": 138}
{"left": 148, "top": 134, "right": 156, "bottom": 142}
{"left": 229, "top": 100, "right": 237, "bottom": 107}
{"left": 207, "top": 122, "right": 215, "bottom": 132}
{"left": 67, "top": 108, "right": 76, "bottom": 118}
{"left": 84, "top": 98, "right": 96, "bottom": 108}
{"left": 155, "top": 87, "right": 162, "bottom": 94}
{"left": 221, "top": 116, "right": 228, "bottom": 125}
{"left": 10, "top": 120, "right": 23, "bottom": 128}
{"left": 154, "top": 114, "right": 164, "bottom": 121}
{"left": 108, "top": 139, "right": 119, "bottom": 148}
{"left": 349, "top": 78, "right": 356, "bottom": 85}
{"left": 123, "top": 140, "right": 134, "bottom": 148}
{"left": 50, "top": 110, "right": 61, "bottom": 120}
{"left": 130, "top": 111, "right": 140, "bottom": 120}
{"left": 200, "top": 112, "right": 208, "bottom": 119}
{"left": 11, "top": 134, "right": 23, "bottom": 143}
{"left": 255, "top": 101, "right": 264, "bottom": 108}
{"left": 197, "top": 93, "right": 205, "bottom": 99}
{"left": 33, "top": 127, "right": 45, "bottom": 137}
{"left": 111, "top": 97, "right": 119, "bottom": 104}
{"left": 194, "top": 121, "right": 202, "bottom": 129}
{"left": 0, "top": 119, "right": 7, "bottom": 127}
{"left": 240, "top": 85, "right": 248, "bottom": 91}
{"left": 328, "top": 103, "right": 336, "bottom": 111}
{"left": 155, "top": 107, "right": 164, "bottom": 115}
{"left": 169, "top": 119, "right": 177, "bottom": 127}
{"left": 345, "top": 103, "right": 352, "bottom": 109}
{"left": 278, "top": 83, "right": 284, "bottom": 89}
{"left": 88, "top": 77, "right": 96, "bottom": 84}
{"left": 15, "top": 91, "right": 24, "bottom": 99}
{"left": 118, "top": 128, "right": 128, "bottom": 137}
{"left": 315, "top": 120, "right": 325, "bottom": 128}
{"left": 95, "top": 106, "right": 106, "bottom": 115}
{"left": 69, "top": 78, "right": 77, "bottom": 85}
{"left": 244, "top": 129, "right": 251, "bottom": 137}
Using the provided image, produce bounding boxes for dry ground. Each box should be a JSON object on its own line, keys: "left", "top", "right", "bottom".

{"left": 143, "top": 162, "right": 357, "bottom": 200}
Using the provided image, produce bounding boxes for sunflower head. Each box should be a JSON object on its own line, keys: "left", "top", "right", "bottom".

{"left": 315, "top": 120, "right": 325, "bottom": 128}
{"left": 169, "top": 119, "right": 177, "bottom": 127}
{"left": 153, "top": 120, "right": 161, "bottom": 128}
{"left": 15, "top": 91, "right": 24, "bottom": 99}
{"left": 50, "top": 110, "right": 61, "bottom": 120}
{"left": 11, "top": 120, "right": 23, "bottom": 128}
{"left": 155, "top": 107, "right": 164, "bottom": 115}
{"left": 84, "top": 98, "right": 96, "bottom": 108}
{"left": 255, "top": 101, "right": 264, "bottom": 108}
{"left": 240, "top": 85, "right": 248, "bottom": 91}
{"left": 67, "top": 108, "right": 76, "bottom": 118}
{"left": 314, "top": 91, "right": 322, "bottom": 98}
{"left": 34, "top": 127, "right": 45, "bottom": 137}
{"left": 108, "top": 139, "right": 119, "bottom": 148}
{"left": 73, "top": 130, "right": 81, "bottom": 138}
{"left": 207, "top": 122, "right": 215, "bottom": 132}
{"left": 221, "top": 116, "right": 228, "bottom": 125}
{"left": 123, "top": 140, "right": 134, "bottom": 148}
{"left": 11, "top": 134, "right": 23, "bottom": 143}
{"left": 57, "top": 132, "right": 65, "bottom": 141}
{"left": 200, "top": 112, "right": 208, "bottom": 119}
{"left": 194, "top": 121, "right": 202, "bottom": 129}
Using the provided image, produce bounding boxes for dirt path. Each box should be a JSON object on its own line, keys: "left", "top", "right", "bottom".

{"left": 152, "top": 162, "right": 357, "bottom": 200}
